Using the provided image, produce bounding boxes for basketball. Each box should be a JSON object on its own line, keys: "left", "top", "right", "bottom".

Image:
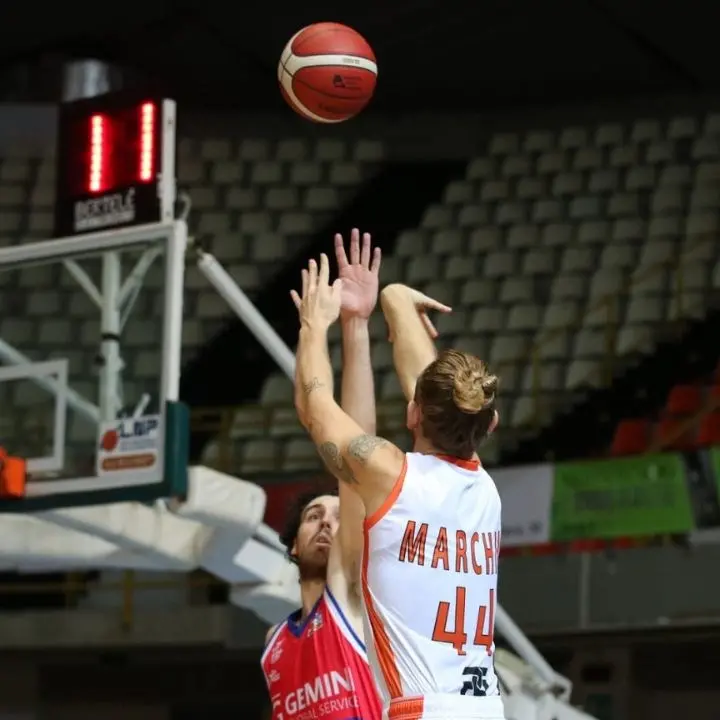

{"left": 278, "top": 23, "right": 377, "bottom": 123}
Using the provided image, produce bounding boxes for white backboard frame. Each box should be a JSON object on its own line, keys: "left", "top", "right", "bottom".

{"left": 0, "top": 358, "right": 68, "bottom": 475}
{"left": 0, "top": 220, "right": 187, "bottom": 499}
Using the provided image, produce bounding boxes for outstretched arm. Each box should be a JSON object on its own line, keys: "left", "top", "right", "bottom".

{"left": 334, "top": 317, "right": 373, "bottom": 591}
{"left": 380, "top": 283, "right": 451, "bottom": 401}
{"left": 334, "top": 231, "right": 381, "bottom": 594}
{"left": 296, "top": 322, "right": 403, "bottom": 517}
{"left": 293, "top": 255, "right": 403, "bottom": 517}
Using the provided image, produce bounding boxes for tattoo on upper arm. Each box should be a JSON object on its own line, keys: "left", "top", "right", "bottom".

{"left": 347, "top": 434, "right": 389, "bottom": 465}
{"left": 318, "top": 442, "right": 357, "bottom": 485}
{"left": 302, "top": 377, "right": 324, "bottom": 395}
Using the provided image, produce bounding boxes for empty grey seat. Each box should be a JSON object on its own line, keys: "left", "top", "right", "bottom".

{"left": 461, "top": 279, "right": 498, "bottom": 307}
{"left": 499, "top": 277, "right": 533, "bottom": 304}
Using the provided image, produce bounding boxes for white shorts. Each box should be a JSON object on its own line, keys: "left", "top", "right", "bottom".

{"left": 388, "top": 693, "right": 505, "bottom": 720}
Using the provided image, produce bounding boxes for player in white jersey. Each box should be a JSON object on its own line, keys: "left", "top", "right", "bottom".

{"left": 292, "top": 255, "right": 505, "bottom": 720}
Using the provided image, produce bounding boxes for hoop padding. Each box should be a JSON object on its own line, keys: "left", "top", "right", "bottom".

{"left": 230, "top": 555, "right": 301, "bottom": 624}
{"left": 172, "top": 466, "right": 266, "bottom": 533}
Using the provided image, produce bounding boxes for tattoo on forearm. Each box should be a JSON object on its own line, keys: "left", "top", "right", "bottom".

{"left": 347, "top": 434, "right": 389, "bottom": 465}
{"left": 302, "top": 377, "right": 324, "bottom": 395}
{"left": 318, "top": 442, "right": 358, "bottom": 485}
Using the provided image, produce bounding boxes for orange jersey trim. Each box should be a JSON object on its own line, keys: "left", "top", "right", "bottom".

{"left": 362, "top": 528, "right": 403, "bottom": 698}
{"left": 434, "top": 453, "right": 480, "bottom": 471}
{"left": 364, "top": 455, "right": 407, "bottom": 531}
{"left": 361, "top": 455, "right": 408, "bottom": 699}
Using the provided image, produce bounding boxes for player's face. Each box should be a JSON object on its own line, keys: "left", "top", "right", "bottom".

{"left": 293, "top": 495, "right": 340, "bottom": 578}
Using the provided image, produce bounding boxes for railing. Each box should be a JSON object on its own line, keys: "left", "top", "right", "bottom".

{"left": 193, "top": 239, "right": 716, "bottom": 472}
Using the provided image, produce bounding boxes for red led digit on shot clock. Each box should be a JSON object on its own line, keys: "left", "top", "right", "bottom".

{"left": 85, "top": 102, "right": 157, "bottom": 194}
{"left": 88, "top": 114, "right": 108, "bottom": 194}
{"left": 138, "top": 102, "right": 155, "bottom": 183}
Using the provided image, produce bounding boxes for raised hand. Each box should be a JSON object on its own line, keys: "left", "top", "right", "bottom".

{"left": 381, "top": 283, "right": 452, "bottom": 339}
{"left": 335, "top": 228, "right": 381, "bottom": 320}
{"left": 405, "top": 287, "right": 452, "bottom": 339}
{"left": 291, "top": 254, "right": 343, "bottom": 332}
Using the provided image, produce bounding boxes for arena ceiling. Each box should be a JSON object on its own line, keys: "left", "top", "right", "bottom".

{"left": 0, "top": 0, "right": 719, "bottom": 111}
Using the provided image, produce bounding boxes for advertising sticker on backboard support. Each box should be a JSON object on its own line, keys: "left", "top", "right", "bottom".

{"left": 97, "top": 414, "right": 163, "bottom": 481}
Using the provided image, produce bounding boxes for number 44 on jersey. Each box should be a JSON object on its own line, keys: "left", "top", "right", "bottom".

{"left": 432, "top": 587, "right": 496, "bottom": 656}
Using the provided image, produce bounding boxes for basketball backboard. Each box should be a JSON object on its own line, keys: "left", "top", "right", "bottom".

{"left": 0, "top": 221, "right": 189, "bottom": 512}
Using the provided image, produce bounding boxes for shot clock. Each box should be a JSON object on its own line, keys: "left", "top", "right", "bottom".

{"left": 54, "top": 93, "right": 176, "bottom": 237}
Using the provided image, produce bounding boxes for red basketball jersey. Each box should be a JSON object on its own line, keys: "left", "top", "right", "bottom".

{"left": 261, "top": 588, "right": 382, "bottom": 720}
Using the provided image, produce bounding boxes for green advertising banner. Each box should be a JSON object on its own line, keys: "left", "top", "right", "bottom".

{"left": 550, "top": 453, "right": 695, "bottom": 541}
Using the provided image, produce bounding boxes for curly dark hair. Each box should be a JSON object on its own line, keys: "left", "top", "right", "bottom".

{"left": 279, "top": 487, "right": 338, "bottom": 564}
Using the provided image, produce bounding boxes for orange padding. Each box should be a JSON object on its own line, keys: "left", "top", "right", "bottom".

{"left": 0, "top": 447, "right": 26, "bottom": 498}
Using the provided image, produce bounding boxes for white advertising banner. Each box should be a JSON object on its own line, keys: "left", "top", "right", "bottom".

{"left": 493, "top": 463, "right": 554, "bottom": 547}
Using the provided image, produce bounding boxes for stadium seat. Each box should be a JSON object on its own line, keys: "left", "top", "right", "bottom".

{"left": 708, "top": 383, "right": 720, "bottom": 406}
{"left": 653, "top": 417, "right": 695, "bottom": 451}
{"left": 697, "top": 412, "right": 720, "bottom": 446}
{"left": 663, "top": 384, "right": 703, "bottom": 417}
{"left": 610, "top": 419, "right": 651, "bottom": 455}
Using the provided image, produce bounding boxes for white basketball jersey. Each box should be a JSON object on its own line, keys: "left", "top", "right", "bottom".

{"left": 361, "top": 452, "right": 504, "bottom": 720}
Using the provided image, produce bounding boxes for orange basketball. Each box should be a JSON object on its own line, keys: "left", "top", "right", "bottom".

{"left": 278, "top": 23, "right": 377, "bottom": 123}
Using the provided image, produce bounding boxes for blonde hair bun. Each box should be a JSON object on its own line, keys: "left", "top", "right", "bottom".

{"left": 452, "top": 368, "right": 497, "bottom": 414}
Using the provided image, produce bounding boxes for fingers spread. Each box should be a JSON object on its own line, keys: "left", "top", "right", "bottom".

{"left": 308, "top": 258, "right": 318, "bottom": 290}
{"left": 431, "top": 300, "right": 452, "bottom": 313}
{"left": 301, "top": 268, "right": 309, "bottom": 298}
{"left": 370, "top": 246, "right": 382, "bottom": 274}
{"left": 420, "top": 312, "right": 439, "bottom": 339}
{"left": 332, "top": 278, "right": 343, "bottom": 300}
{"left": 360, "top": 232, "right": 372, "bottom": 268}
{"left": 334, "top": 233, "right": 349, "bottom": 269}
{"left": 318, "top": 253, "right": 330, "bottom": 286}
{"left": 419, "top": 292, "right": 452, "bottom": 313}
{"left": 349, "top": 228, "right": 360, "bottom": 265}
{"left": 290, "top": 289, "right": 301, "bottom": 309}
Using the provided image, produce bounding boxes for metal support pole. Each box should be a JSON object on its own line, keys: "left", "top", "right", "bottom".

{"left": 99, "top": 252, "right": 122, "bottom": 422}
{"left": 495, "top": 603, "right": 570, "bottom": 697}
{"left": 63, "top": 260, "right": 103, "bottom": 309}
{"left": 160, "top": 221, "right": 188, "bottom": 403}
{"left": 196, "top": 250, "right": 296, "bottom": 380}
{"left": 118, "top": 246, "right": 163, "bottom": 336}
{"left": 119, "top": 246, "right": 163, "bottom": 309}
{"left": 63, "top": 60, "right": 123, "bottom": 424}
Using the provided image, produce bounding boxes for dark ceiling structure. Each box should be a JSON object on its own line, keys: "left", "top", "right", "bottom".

{"left": 1, "top": 0, "right": 719, "bottom": 111}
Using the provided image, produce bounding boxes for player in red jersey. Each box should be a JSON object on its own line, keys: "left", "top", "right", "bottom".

{"left": 261, "top": 230, "right": 383, "bottom": 720}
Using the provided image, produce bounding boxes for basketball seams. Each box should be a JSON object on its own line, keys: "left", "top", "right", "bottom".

{"left": 293, "top": 27, "right": 347, "bottom": 53}
{"left": 292, "top": 24, "right": 375, "bottom": 61}
{"left": 283, "top": 53, "right": 377, "bottom": 78}
{"left": 292, "top": 53, "right": 376, "bottom": 64}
